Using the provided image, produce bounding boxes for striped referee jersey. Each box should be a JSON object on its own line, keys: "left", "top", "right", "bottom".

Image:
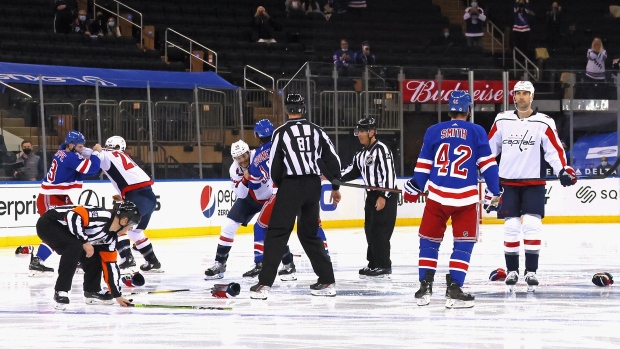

{"left": 269, "top": 118, "right": 342, "bottom": 187}
{"left": 44, "top": 205, "right": 123, "bottom": 297}
{"left": 341, "top": 140, "right": 397, "bottom": 197}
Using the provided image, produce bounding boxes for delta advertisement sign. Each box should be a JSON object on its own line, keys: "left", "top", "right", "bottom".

{"left": 402, "top": 79, "right": 519, "bottom": 104}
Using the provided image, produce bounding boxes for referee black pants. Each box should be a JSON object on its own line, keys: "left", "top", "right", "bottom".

{"left": 258, "top": 176, "right": 335, "bottom": 286}
{"left": 36, "top": 213, "right": 104, "bottom": 293}
{"left": 364, "top": 191, "right": 398, "bottom": 269}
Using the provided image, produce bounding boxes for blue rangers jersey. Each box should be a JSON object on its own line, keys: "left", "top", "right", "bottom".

{"left": 248, "top": 141, "right": 274, "bottom": 201}
{"left": 40, "top": 149, "right": 101, "bottom": 195}
{"left": 413, "top": 119, "right": 500, "bottom": 206}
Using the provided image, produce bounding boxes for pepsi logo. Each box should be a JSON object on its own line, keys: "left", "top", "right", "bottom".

{"left": 200, "top": 186, "right": 216, "bottom": 218}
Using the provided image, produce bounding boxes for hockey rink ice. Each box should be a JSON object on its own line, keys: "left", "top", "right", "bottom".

{"left": 1, "top": 223, "right": 619, "bottom": 348}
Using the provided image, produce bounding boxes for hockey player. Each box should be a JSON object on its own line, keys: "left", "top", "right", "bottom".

{"left": 488, "top": 80, "right": 577, "bottom": 292}
{"left": 404, "top": 91, "right": 502, "bottom": 308}
{"left": 29, "top": 130, "right": 102, "bottom": 276}
{"left": 242, "top": 119, "right": 330, "bottom": 280}
{"left": 96, "top": 136, "right": 162, "bottom": 272}
{"left": 36, "top": 202, "right": 138, "bottom": 309}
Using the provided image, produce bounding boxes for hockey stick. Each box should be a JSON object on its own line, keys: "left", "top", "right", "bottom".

{"left": 128, "top": 303, "right": 232, "bottom": 311}
{"left": 500, "top": 157, "right": 620, "bottom": 182}
{"left": 124, "top": 289, "right": 192, "bottom": 296}
{"left": 331, "top": 179, "right": 402, "bottom": 193}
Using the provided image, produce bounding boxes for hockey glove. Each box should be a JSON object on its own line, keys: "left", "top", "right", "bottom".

{"left": 403, "top": 179, "right": 423, "bottom": 203}
{"left": 482, "top": 187, "right": 503, "bottom": 213}
{"left": 592, "top": 272, "right": 614, "bottom": 287}
{"left": 211, "top": 282, "right": 241, "bottom": 298}
{"left": 559, "top": 166, "right": 577, "bottom": 187}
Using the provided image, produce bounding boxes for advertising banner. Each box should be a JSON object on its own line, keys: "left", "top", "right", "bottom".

{"left": 402, "top": 79, "right": 518, "bottom": 104}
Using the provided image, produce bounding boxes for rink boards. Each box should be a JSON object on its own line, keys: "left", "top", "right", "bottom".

{"left": 1, "top": 178, "right": 619, "bottom": 246}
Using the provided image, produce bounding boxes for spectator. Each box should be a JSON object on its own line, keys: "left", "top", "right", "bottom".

{"left": 596, "top": 156, "right": 612, "bottom": 173}
{"left": 585, "top": 37, "right": 607, "bottom": 81}
{"left": 513, "top": 0, "right": 533, "bottom": 56}
{"left": 72, "top": 9, "right": 91, "bottom": 35}
{"left": 0, "top": 134, "right": 10, "bottom": 165}
{"left": 89, "top": 11, "right": 108, "bottom": 37}
{"left": 546, "top": 2, "right": 564, "bottom": 51}
{"left": 333, "top": 39, "right": 354, "bottom": 76}
{"left": 428, "top": 27, "right": 459, "bottom": 54}
{"left": 14, "top": 141, "right": 44, "bottom": 181}
{"left": 251, "top": 6, "right": 278, "bottom": 43}
{"left": 302, "top": 0, "right": 322, "bottom": 14}
{"left": 355, "top": 41, "right": 375, "bottom": 65}
{"left": 285, "top": 0, "right": 305, "bottom": 17}
{"left": 464, "top": 1, "right": 486, "bottom": 47}
{"left": 52, "top": 0, "right": 76, "bottom": 34}
{"left": 105, "top": 16, "right": 121, "bottom": 37}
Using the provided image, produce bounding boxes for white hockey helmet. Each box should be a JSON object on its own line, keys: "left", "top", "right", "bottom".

{"left": 105, "top": 135, "right": 126, "bottom": 151}
{"left": 513, "top": 81, "right": 535, "bottom": 96}
{"left": 230, "top": 140, "right": 250, "bottom": 158}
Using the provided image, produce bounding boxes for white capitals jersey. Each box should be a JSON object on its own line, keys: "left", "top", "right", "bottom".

{"left": 488, "top": 110, "right": 568, "bottom": 183}
{"left": 97, "top": 149, "right": 154, "bottom": 198}
{"left": 229, "top": 149, "right": 271, "bottom": 203}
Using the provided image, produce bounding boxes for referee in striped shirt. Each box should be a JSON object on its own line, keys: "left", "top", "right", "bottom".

{"left": 341, "top": 118, "right": 398, "bottom": 279}
{"left": 251, "top": 94, "right": 342, "bottom": 299}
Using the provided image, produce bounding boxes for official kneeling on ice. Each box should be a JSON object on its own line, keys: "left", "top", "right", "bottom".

{"left": 36, "top": 202, "right": 139, "bottom": 309}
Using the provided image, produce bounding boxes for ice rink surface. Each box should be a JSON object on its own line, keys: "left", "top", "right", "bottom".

{"left": 1, "top": 224, "right": 619, "bottom": 349}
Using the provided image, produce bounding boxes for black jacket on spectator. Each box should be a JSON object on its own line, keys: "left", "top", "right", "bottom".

{"left": 51, "top": 0, "right": 76, "bottom": 34}
{"left": 251, "top": 15, "right": 279, "bottom": 41}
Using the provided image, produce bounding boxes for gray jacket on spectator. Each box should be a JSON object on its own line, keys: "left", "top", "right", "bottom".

{"left": 15, "top": 152, "right": 44, "bottom": 181}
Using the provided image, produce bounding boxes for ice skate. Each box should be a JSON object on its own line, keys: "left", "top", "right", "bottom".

{"left": 54, "top": 291, "right": 69, "bottom": 310}
{"left": 204, "top": 261, "right": 226, "bottom": 280}
{"left": 525, "top": 271, "right": 539, "bottom": 292}
{"left": 140, "top": 256, "right": 163, "bottom": 273}
{"left": 310, "top": 281, "right": 336, "bottom": 297}
{"left": 249, "top": 284, "right": 270, "bottom": 300}
{"left": 84, "top": 290, "right": 114, "bottom": 305}
{"left": 505, "top": 270, "right": 519, "bottom": 292}
{"left": 242, "top": 262, "right": 262, "bottom": 279}
{"left": 278, "top": 262, "right": 297, "bottom": 281}
{"left": 118, "top": 254, "right": 136, "bottom": 270}
{"left": 445, "top": 274, "right": 474, "bottom": 309}
{"left": 358, "top": 266, "right": 371, "bottom": 279}
{"left": 365, "top": 267, "right": 392, "bottom": 280}
{"left": 415, "top": 270, "right": 435, "bottom": 306}
{"left": 28, "top": 254, "right": 54, "bottom": 277}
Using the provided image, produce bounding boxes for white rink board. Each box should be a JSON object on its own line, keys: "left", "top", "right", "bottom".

{"left": 1, "top": 178, "right": 619, "bottom": 238}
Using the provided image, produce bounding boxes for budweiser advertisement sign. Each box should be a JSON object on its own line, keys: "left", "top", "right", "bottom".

{"left": 402, "top": 80, "right": 519, "bottom": 104}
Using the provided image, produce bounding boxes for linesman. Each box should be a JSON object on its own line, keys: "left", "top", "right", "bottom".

{"left": 341, "top": 118, "right": 398, "bottom": 279}
{"left": 250, "top": 94, "right": 342, "bottom": 299}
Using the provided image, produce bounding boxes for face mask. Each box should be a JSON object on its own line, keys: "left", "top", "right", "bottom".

{"left": 471, "top": 2, "right": 477, "bottom": 7}
{"left": 23, "top": 148, "right": 32, "bottom": 155}
{"left": 79, "top": 15, "right": 86, "bottom": 21}
{"left": 444, "top": 32, "right": 449, "bottom": 38}
{"left": 108, "top": 22, "right": 115, "bottom": 27}
{"left": 601, "top": 161, "right": 608, "bottom": 166}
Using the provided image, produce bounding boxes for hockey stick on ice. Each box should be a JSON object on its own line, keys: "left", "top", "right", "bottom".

{"left": 128, "top": 303, "right": 232, "bottom": 311}
{"left": 500, "top": 157, "right": 620, "bottom": 182}
{"left": 124, "top": 289, "right": 192, "bottom": 296}
{"left": 330, "top": 179, "right": 402, "bottom": 193}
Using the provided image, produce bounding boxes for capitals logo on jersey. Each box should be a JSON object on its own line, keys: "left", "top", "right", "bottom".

{"left": 200, "top": 185, "right": 216, "bottom": 218}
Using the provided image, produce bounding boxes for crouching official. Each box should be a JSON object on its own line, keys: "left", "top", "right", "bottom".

{"left": 36, "top": 202, "right": 140, "bottom": 310}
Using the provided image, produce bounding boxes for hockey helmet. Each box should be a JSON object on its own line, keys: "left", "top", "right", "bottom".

{"left": 105, "top": 135, "right": 127, "bottom": 151}
{"left": 354, "top": 117, "right": 377, "bottom": 136}
{"left": 65, "top": 130, "right": 86, "bottom": 146}
{"left": 513, "top": 81, "right": 535, "bottom": 96}
{"left": 230, "top": 140, "right": 250, "bottom": 158}
{"left": 449, "top": 90, "right": 472, "bottom": 113}
{"left": 285, "top": 94, "right": 305, "bottom": 115}
{"left": 114, "top": 201, "right": 141, "bottom": 226}
{"left": 254, "top": 119, "right": 274, "bottom": 138}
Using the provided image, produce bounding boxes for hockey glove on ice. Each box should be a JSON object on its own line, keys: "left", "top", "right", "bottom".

{"left": 403, "top": 179, "right": 423, "bottom": 203}
{"left": 482, "top": 187, "right": 503, "bottom": 213}
{"left": 592, "top": 272, "right": 614, "bottom": 287}
{"left": 211, "top": 282, "right": 241, "bottom": 298}
{"left": 559, "top": 166, "right": 577, "bottom": 187}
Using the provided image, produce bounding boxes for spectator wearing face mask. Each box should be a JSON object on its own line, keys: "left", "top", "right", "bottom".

{"left": 464, "top": 1, "right": 486, "bottom": 47}
{"left": 89, "top": 11, "right": 108, "bottom": 37}
{"left": 14, "top": 141, "right": 44, "bottom": 181}
{"left": 596, "top": 156, "right": 613, "bottom": 174}
{"left": 72, "top": 9, "right": 91, "bottom": 35}
{"left": 105, "top": 16, "right": 121, "bottom": 37}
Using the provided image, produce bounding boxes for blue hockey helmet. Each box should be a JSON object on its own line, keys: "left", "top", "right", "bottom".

{"left": 448, "top": 90, "right": 472, "bottom": 113}
{"left": 64, "top": 130, "right": 86, "bottom": 146}
{"left": 254, "top": 119, "right": 274, "bottom": 138}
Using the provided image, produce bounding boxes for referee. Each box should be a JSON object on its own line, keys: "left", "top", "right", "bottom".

{"left": 250, "top": 94, "right": 342, "bottom": 299}
{"left": 341, "top": 118, "right": 398, "bottom": 279}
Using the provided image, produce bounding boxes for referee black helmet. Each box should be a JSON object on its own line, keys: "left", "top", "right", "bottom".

{"left": 285, "top": 94, "right": 305, "bottom": 115}
{"left": 114, "top": 201, "right": 141, "bottom": 226}
{"left": 354, "top": 117, "right": 377, "bottom": 136}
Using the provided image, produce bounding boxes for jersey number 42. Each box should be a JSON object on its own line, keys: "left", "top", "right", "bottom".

{"left": 434, "top": 143, "right": 472, "bottom": 179}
